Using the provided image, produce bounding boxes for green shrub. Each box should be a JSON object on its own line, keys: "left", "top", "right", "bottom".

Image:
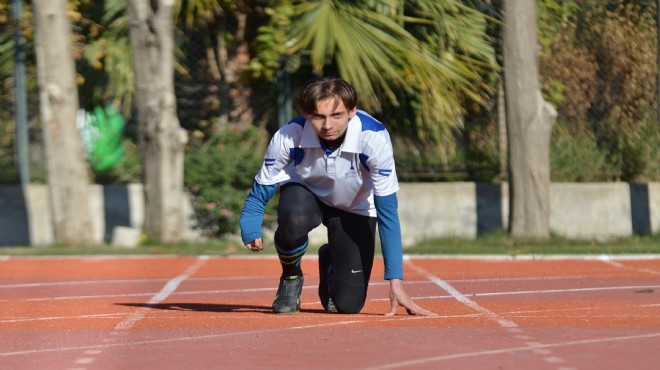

{"left": 615, "top": 117, "right": 660, "bottom": 182}
{"left": 184, "top": 125, "right": 274, "bottom": 236}
{"left": 550, "top": 122, "right": 615, "bottom": 182}
{"left": 393, "top": 135, "right": 470, "bottom": 182}
{"left": 0, "top": 118, "right": 19, "bottom": 184}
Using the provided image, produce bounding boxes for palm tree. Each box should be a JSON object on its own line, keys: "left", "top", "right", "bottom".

{"left": 263, "top": 0, "right": 496, "bottom": 144}
{"left": 91, "top": 0, "right": 496, "bottom": 145}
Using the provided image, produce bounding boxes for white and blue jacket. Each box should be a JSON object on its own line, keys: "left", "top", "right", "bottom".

{"left": 240, "top": 111, "right": 404, "bottom": 279}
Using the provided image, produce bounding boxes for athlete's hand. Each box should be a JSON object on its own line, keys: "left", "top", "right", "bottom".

{"left": 245, "top": 238, "right": 263, "bottom": 252}
{"left": 385, "top": 279, "right": 437, "bottom": 317}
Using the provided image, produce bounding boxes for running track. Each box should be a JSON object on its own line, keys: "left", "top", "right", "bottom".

{"left": 1, "top": 255, "right": 659, "bottom": 369}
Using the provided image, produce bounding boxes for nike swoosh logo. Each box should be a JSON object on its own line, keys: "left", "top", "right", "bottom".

{"left": 351, "top": 269, "right": 362, "bottom": 273}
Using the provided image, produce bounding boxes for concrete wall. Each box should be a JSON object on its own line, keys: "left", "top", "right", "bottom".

{"left": 1, "top": 182, "right": 659, "bottom": 247}
{"left": 311, "top": 182, "right": 660, "bottom": 246}
{"left": 0, "top": 184, "right": 197, "bottom": 247}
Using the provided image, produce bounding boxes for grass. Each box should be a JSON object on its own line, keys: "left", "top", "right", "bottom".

{"left": 409, "top": 231, "right": 660, "bottom": 255}
{"left": 2, "top": 232, "right": 660, "bottom": 257}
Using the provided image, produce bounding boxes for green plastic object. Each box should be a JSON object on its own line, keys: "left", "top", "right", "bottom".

{"left": 87, "top": 105, "right": 125, "bottom": 172}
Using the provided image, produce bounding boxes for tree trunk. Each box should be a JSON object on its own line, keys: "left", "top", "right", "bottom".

{"left": 33, "top": 0, "right": 95, "bottom": 245}
{"left": 497, "top": 80, "right": 507, "bottom": 179}
{"left": 216, "top": 9, "right": 253, "bottom": 131}
{"left": 127, "top": 0, "right": 187, "bottom": 243}
{"left": 502, "top": 0, "right": 556, "bottom": 238}
{"left": 657, "top": 0, "right": 660, "bottom": 122}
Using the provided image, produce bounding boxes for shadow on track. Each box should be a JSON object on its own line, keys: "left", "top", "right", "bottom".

{"left": 116, "top": 302, "right": 328, "bottom": 314}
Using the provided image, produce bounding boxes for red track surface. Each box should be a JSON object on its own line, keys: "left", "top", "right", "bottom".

{"left": 1, "top": 255, "right": 659, "bottom": 369}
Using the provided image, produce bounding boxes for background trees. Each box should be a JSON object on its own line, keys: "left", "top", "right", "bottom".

{"left": 2, "top": 0, "right": 660, "bottom": 243}
{"left": 502, "top": 0, "right": 556, "bottom": 238}
{"left": 32, "top": 0, "right": 95, "bottom": 244}
{"left": 127, "top": 0, "right": 188, "bottom": 243}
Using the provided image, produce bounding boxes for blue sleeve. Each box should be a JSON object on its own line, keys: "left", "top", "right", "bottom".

{"left": 374, "top": 193, "right": 404, "bottom": 280}
{"left": 239, "top": 182, "right": 278, "bottom": 245}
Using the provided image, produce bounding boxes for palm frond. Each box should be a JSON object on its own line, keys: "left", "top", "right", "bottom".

{"left": 286, "top": 0, "right": 496, "bottom": 143}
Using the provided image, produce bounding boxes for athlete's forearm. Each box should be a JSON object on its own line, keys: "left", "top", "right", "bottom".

{"left": 374, "top": 193, "right": 404, "bottom": 280}
{"left": 239, "top": 182, "right": 278, "bottom": 244}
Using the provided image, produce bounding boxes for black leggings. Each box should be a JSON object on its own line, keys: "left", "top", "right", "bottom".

{"left": 275, "top": 183, "right": 377, "bottom": 314}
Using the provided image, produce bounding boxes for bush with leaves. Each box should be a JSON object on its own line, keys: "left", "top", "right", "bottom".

{"left": 184, "top": 125, "right": 274, "bottom": 237}
{"left": 550, "top": 122, "right": 615, "bottom": 182}
{"left": 539, "top": 1, "right": 658, "bottom": 181}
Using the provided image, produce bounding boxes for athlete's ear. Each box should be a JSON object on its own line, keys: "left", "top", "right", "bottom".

{"left": 349, "top": 106, "right": 357, "bottom": 118}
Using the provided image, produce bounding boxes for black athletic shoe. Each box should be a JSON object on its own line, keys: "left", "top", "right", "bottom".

{"left": 272, "top": 275, "right": 304, "bottom": 314}
{"left": 318, "top": 244, "right": 336, "bottom": 312}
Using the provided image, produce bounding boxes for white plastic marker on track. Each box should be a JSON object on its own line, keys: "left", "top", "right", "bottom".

{"left": 114, "top": 255, "right": 209, "bottom": 331}
{"left": 406, "top": 261, "right": 519, "bottom": 328}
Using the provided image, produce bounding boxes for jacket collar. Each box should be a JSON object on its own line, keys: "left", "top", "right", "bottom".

{"left": 300, "top": 115, "right": 361, "bottom": 153}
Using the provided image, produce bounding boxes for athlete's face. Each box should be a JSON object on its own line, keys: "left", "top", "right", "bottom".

{"left": 306, "top": 98, "right": 356, "bottom": 142}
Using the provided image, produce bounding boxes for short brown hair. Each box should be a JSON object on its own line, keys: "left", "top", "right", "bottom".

{"left": 296, "top": 77, "right": 357, "bottom": 115}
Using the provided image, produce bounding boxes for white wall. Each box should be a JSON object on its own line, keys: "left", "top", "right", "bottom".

{"left": 1, "top": 182, "right": 659, "bottom": 247}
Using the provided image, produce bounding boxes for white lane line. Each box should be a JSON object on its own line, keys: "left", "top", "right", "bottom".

{"left": 501, "top": 303, "right": 660, "bottom": 315}
{"left": 114, "top": 256, "right": 209, "bottom": 331}
{"left": 370, "top": 284, "right": 660, "bottom": 302}
{"left": 5, "top": 282, "right": 658, "bottom": 304}
{"left": 9, "top": 302, "right": 655, "bottom": 324}
{"left": 407, "top": 261, "right": 518, "bottom": 328}
{"left": 446, "top": 276, "right": 589, "bottom": 283}
{"left": 60, "top": 257, "right": 211, "bottom": 370}
{"left": 0, "top": 313, "right": 125, "bottom": 323}
{"left": 0, "top": 275, "right": 272, "bottom": 289}
{"left": 0, "top": 275, "right": 589, "bottom": 290}
{"left": 364, "top": 332, "right": 660, "bottom": 370}
{"left": 1, "top": 287, "right": 277, "bottom": 302}
{"left": 0, "top": 274, "right": 608, "bottom": 298}
{"left": 599, "top": 258, "right": 660, "bottom": 275}
{"left": 0, "top": 314, "right": 439, "bottom": 357}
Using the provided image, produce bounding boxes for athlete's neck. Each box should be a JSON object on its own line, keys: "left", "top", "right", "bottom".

{"left": 319, "top": 133, "right": 346, "bottom": 151}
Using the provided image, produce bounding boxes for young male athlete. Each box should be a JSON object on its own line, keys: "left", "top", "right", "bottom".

{"left": 239, "top": 77, "right": 436, "bottom": 316}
